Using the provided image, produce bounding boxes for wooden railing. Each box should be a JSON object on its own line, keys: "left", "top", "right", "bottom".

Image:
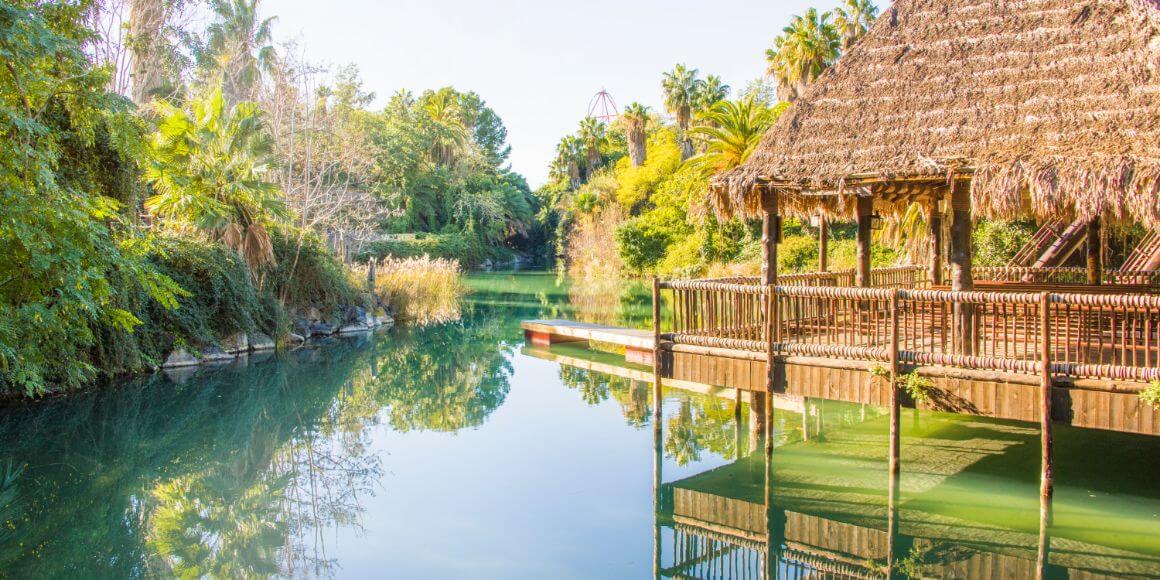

{"left": 660, "top": 280, "right": 1160, "bottom": 382}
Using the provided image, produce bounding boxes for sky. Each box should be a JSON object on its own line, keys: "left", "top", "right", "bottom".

{"left": 265, "top": 0, "right": 847, "bottom": 188}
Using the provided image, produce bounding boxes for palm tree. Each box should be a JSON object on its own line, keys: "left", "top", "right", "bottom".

{"left": 423, "top": 89, "right": 469, "bottom": 167}
{"left": 833, "top": 0, "right": 879, "bottom": 51}
{"left": 765, "top": 8, "right": 840, "bottom": 101}
{"left": 661, "top": 64, "right": 704, "bottom": 160}
{"left": 552, "top": 136, "right": 585, "bottom": 189}
{"left": 686, "top": 95, "right": 781, "bottom": 215}
{"left": 202, "top": 0, "right": 277, "bottom": 104}
{"left": 577, "top": 117, "right": 608, "bottom": 177}
{"left": 143, "top": 86, "right": 289, "bottom": 274}
{"left": 695, "top": 75, "right": 731, "bottom": 115}
{"left": 618, "top": 103, "right": 651, "bottom": 167}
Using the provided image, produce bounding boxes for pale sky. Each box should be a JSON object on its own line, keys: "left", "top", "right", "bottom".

{"left": 265, "top": 0, "right": 853, "bottom": 188}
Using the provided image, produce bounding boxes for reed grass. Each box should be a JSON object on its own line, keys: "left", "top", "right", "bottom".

{"left": 366, "top": 257, "right": 466, "bottom": 325}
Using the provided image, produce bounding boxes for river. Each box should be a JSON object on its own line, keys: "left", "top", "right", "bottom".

{"left": 0, "top": 272, "right": 1157, "bottom": 578}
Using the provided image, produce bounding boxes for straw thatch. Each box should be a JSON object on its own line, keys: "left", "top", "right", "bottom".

{"left": 716, "top": 0, "right": 1160, "bottom": 228}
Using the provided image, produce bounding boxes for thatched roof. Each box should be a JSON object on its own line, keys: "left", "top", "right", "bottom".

{"left": 716, "top": 0, "right": 1160, "bottom": 228}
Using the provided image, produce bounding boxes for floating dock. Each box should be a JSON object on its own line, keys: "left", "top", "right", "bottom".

{"left": 521, "top": 319, "right": 655, "bottom": 365}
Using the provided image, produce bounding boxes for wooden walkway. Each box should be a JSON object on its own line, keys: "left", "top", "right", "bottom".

{"left": 522, "top": 319, "right": 655, "bottom": 365}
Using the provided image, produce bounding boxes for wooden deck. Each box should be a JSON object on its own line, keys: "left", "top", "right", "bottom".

{"left": 522, "top": 319, "right": 655, "bottom": 365}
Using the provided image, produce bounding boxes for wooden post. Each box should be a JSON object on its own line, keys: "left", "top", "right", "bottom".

{"left": 801, "top": 397, "right": 810, "bottom": 442}
{"left": 734, "top": 388, "right": 744, "bottom": 460}
{"left": 652, "top": 385, "right": 664, "bottom": 580}
{"left": 1037, "top": 492, "right": 1053, "bottom": 580}
{"left": 762, "top": 188, "right": 779, "bottom": 453}
{"left": 886, "top": 463, "right": 900, "bottom": 578}
{"left": 949, "top": 178, "right": 975, "bottom": 354}
{"left": 927, "top": 198, "right": 943, "bottom": 286}
{"left": 761, "top": 188, "right": 779, "bottom": 286}
{"left": 817, "top": 215, "right": 829, "bottom": 272}
{"left": 889, "top": 289, "right": 901, "bottom": 476}
{"left": 856, "top": 196, "right": 873, "bottom": 287}
{"left": 1040, "top": 292, "right": 1054, "bottom": 501}
{"left": 366, "top": 258, "right": 377, "bottom": 290}
{"left": 1087, "top": 217, "right": 1102, "bottom": 285}
{"left": 652, "top": 278, "right": 663, "bottom": 433}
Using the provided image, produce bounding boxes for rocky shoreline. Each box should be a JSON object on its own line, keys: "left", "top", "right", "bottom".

{"left": 162, "top": 303, "right": 396, "bottom": 369}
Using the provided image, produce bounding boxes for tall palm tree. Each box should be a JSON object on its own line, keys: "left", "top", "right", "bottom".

{"left": 577, "top": 117, "right": 608, "bottom": 177}
{"left": 618, "top": 103, "right": 651, "bottom": 167}
{"left": 203, "top": 0, "right": 277, "bottom": 104}
{"left": 695, "top": 75, "right": 731, "bottom": 115}
{"left": 552, "top": 136, "right": 585, "bottom": 189}
{"left": 144, "top": 86, "right": 288, "bottom": 274}
{"left": 661, "top": 64, "right": 704, "bottom": 160}
{"left": 765, "top": 8, "right": 840, "bottom": 101}
{"left": 833, "top": 0, "right": 879, "bottom": 51}
{"left": 686, "top": 95, "right": 781, "bottom": 215}
{"left": 423, "top": 90, "right": 469, "bottom": 167}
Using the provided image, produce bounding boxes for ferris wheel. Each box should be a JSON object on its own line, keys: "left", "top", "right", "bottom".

{"left": 587, "top": 89, "right": 619, "bottom": 125}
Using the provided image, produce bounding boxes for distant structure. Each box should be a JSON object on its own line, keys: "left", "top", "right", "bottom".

{"left": 586, "top": 89, "right": 619, "bottom": 125}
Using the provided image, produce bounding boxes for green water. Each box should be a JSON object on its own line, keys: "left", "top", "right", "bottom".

{"left": 0, "top": 271, "right": 1158, "bottom": 578}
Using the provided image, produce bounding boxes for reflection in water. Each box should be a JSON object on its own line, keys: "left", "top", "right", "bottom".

{"left": 0, "top": 272, "right": 1157, "bottom": 578}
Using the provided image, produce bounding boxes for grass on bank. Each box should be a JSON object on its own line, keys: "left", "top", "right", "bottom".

{"left": 366, "top": 257, "right": 466, "bottom": 325}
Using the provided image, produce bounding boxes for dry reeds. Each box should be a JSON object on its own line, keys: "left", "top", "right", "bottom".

{"left": 368, "top": 256, "right": 465, "bottom": 325}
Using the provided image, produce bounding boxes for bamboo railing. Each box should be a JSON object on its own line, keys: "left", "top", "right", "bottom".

{"left": 659, "top": 278, "right": 1160, "bottom": 382}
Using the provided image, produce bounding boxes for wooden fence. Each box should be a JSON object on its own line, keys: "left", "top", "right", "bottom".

{"left": 660, "top": 280, "right": 1160, "bottom": 383}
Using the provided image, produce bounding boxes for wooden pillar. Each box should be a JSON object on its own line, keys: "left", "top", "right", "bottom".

{"left": 886, "top": 464, "right": 901, "bottom": 578}
{"left": 856, "top": 196, "right": 873, "bottom": 287}
{"left": 652, "top": 386, "right": 664, "bottom": 580}
{"left": 761, "top": 189, "right": 779, "bottom": 286}
{"left": 927, "top": 198, "right": 943, "bottom": 286}
{"left": 366, "top": 259, "right": 377, "bottom": 290}
{"left": 949, "top": 179, "right": 975, "bottom": 354}
{"left": 762, "top": 189, "right": 779, "bottom": 453}
{"left": 1039, "top": 292, "right": 1054, "bottom": 502}
{"left": 1087, "top": 217, "right": 1102, "bottom": 285}
{"left": 888, "top": 290, "right": 901, "bottom": 476}
{"left": 817, "top": 215, "right": 829, "bottom": 272}
{"left": 749, "top": 391, "right": 766, "bottom": 453}
{"left": 652, "top": 278, "right": 663, "bottom": 434}
{"left": 734, "top": 388, "right": 744, "bottom": 460}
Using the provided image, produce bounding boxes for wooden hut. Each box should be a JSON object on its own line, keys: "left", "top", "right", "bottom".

{"left": 712, "top": 0, "right": 1160, "bottom": 291}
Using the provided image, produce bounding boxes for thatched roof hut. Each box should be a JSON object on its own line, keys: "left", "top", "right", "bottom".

{"left": 716, "top": 0, "right": 1160, "bottom": 229}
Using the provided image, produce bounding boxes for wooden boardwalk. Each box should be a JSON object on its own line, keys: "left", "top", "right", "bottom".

{"left": 522, "top": 319, "right": 655, "bottom": 365}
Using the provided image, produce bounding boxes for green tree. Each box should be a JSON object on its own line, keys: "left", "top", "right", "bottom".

{"left": 686, "top": 96, "right": 782, "bottom": 216}
{"left": 766, "top": 7, "right": 840, "bottom": 101}
{"left": 143, "top": 86, "right": 289, "bottom": 274}
{"left": 577, "top": 116, "right": 608, "bottom": 177}
{"left": 618, "top": 103, "right": 651, "bottom": 167}
{"left": 199, "top": 0, "right": 277, "bottom": 104}
{"left": 661, "top": 63, "right": 704, "bottom": 160}
{"left": 833, "top": 0, "right": 879, "bottom": 51}
{"left": 695, "top": 75, "right": 731, "bottom": 116}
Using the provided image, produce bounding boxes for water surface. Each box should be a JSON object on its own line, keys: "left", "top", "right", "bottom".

{"left": 1, "top": 272, "right": 1158, "bottom": 578}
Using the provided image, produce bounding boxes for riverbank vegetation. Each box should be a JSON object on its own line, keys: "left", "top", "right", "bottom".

{"left": 0, "top": 0, "right": 535, "bottom": 397}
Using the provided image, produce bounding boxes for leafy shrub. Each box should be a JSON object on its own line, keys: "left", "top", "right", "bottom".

{"left": 974, "top": 220, "right": 1036, "bottom": 267}
{"left": 266, "top": 226, "right": 359, "bottom": 317}
{"left": 615, "top": 218, "right": 671, "bottom": 272}
{"left": 371, "top": 257, "right": 465, "bottom": 325}
{"left": 1141, "top": 382, "right": 1160, "bottom": 410}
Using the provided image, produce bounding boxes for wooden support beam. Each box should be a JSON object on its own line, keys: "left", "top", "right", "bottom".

{"left": 856, "top": 197, "right": 873, "bottom": 287}
{"left": 818, "top": 216, "right": 829, "bottom": 272}
{"left": 652, "top": 278, "right": 663, "bottom": 433}
{"left": 1087, "top": 217, "right": 1102, "bottom": 285}
{"left": 927, "top": 199, "right": 943, "bottom": 286}
{"left": 761, "top": 190, "right": 779, "bottom": 286}
{"left": 949, "top": 180, "right": 976, "bottom": 354}
{"left": 1040, "top": 292, "right": 1054, "bottom": 501}
{"left": 888, "top": 290, "right": 901, "bottom": 476}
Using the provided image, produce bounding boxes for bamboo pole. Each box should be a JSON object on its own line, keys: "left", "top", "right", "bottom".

{"left": 818, "top": 215, "right": 829, "bottom": 272}
{"left": 889, "top": 289, "right": 901, "bottom": 476}
{"left": 1087, "top": 217, "right": 1102, "bottom": 286}
{"left": 949, "top": 178, "right": 976, "bottom": 354}
{"left": 856, "top": 197, "right": 873, "bottom": 287}
{"left": 762, "top": 189, "right": 779, "bottom": 453}
{"left": 1040, "top": 292, "right": 1054, "bottom": 501}
{"left": 928, "top": 199, "right": 943, "bottom": 286}
{"left": 653, "top": 381, "right": 664, "bottom": 580}
{"left": 653, "top": 277, "right": 663, "bottom": 432}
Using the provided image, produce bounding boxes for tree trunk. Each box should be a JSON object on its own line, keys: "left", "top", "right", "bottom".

{"left": 129, "top": 0, "right": 166, "bottom": 105}
{"left": 628, "top": 129, "right": 647, "bottom": 167}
